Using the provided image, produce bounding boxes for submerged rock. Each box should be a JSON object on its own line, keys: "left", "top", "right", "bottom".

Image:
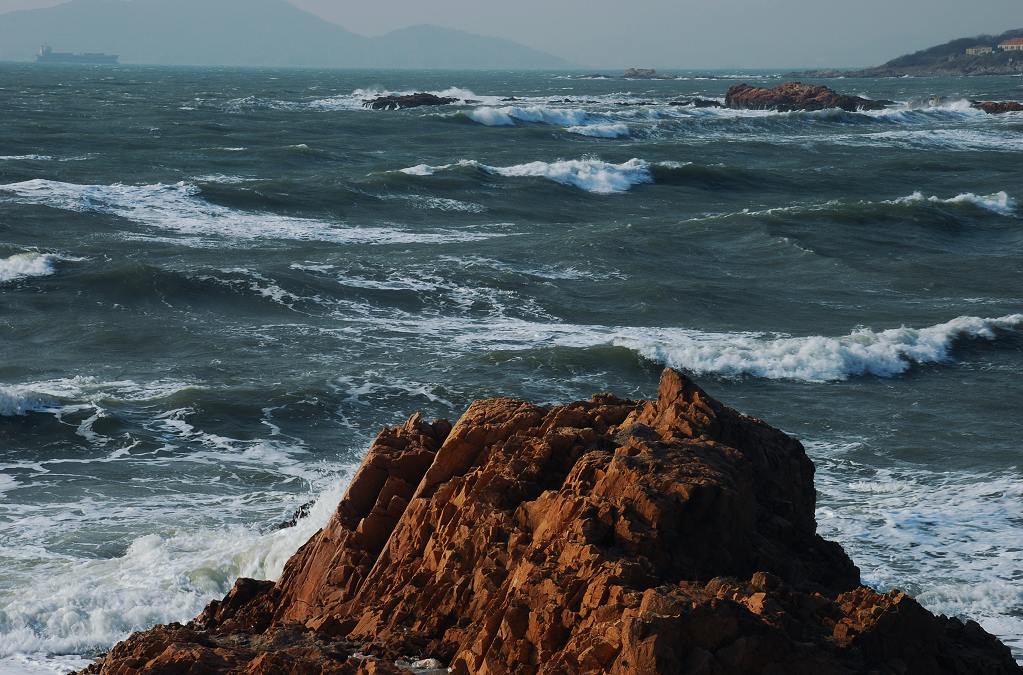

{"left": 363, "top": 93, "right": 458, "bottom": 110}
{"left": 669, "top": 98, "right": 724, "bottom": 108}
{"left": 725, "top": 82, "right": 892, "bottom": 112}
{"left": 971, "top": 100, "right": 1023, "bottom": 114}
{"left": 79, "top": 370, "right": 1021, "bottom": 674}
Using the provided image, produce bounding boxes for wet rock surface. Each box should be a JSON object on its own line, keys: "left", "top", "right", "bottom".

{"left": 725, "top": 82, "right": 892, "bottom": 112}
{"left": 364, "top": 93, "right": 459, "bottom": 110}
{"left": 79, "top": 370, "right": 1021, "bottom": 674}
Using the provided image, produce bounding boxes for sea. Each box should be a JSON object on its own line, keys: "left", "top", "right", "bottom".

{"left": 0, "top": 64, "right": 1020, "bottom": 672}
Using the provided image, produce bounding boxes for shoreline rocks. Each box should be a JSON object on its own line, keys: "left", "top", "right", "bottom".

{"left": 725, "top": 82, "right": 892, "bottom": 112}
{"left": 364, "top": 93, "right": 458, "bottom": 110}
{"left": 79, "top": 370, "right": 1021, "bottom": 674}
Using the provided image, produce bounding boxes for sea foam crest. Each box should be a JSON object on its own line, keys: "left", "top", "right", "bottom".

{"left": 609, "top": 314, "right": 1023, "bottom": 381}
{"left": 0, "top": 180, "right": 501, "bottom": 246}
{"left": 0, "top": 252, "right": 60, "bottom": 284}
{"left": 401, "top": 158, "right": 653, "bottom": 194}
{"left": 467, "top": 106, "right": 591, "bottom": 127}
{"left": 892, "top": 191, "right": 1016, "bottom": 216}
{"left": 436, "top": 314, "right": 1023, "bottom": 382}
{"left": 0, "top": 386, "right": 56, "bottom": 417}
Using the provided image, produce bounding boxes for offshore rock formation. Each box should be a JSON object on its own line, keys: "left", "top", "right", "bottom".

{"left": 80, "top": 370, "right": 1021, "bottom": 674}
{"left": 971, "top": 100, "right": 1023, "bottom": 114}
{"left": 364, "top": 93, "right": 458, "bottom": 110}
{"left": 725, "top": 82, "right": 891, "bottom": 112}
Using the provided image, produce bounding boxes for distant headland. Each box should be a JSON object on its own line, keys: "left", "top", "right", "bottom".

{"left": 794, "top": 28, "right": 1023, "bottom": 77}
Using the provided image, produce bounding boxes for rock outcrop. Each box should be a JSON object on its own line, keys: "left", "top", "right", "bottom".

{"left": 623, "top": 68, "right": 666, "bottom": 80}
{"left": 364, "top": 93, "right": 458, "bottom": 110}
{"left": 80, "top": 370, "right": 1021, "bottom": 674}
{"left": 669, "top": 98, "right": 723, "bottom": 108}
{"left": 725, "top": 82, "right": 891, "bottom": 112}
{"left": 971, "top": 100, "right": 1023, "bottom": 114}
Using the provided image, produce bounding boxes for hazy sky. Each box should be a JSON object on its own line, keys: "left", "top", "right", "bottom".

{"left": 1, "top": 0, "right": 1020, "bottom": 68}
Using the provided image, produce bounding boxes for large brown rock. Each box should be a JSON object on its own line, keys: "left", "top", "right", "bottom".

{"left": 80, "top": 370, "right": 1021, "bottom": 674}
{"left": 971, "top": 100, "right": 1023, "bottom": 114}
{"left": 725, "top": 82, "right": 891, "bottom": 112}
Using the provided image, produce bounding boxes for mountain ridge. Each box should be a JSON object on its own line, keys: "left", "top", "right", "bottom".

{"left": 793, "top": 28, "right": 1023, "bottom": 77}
{"left": 0, "top": 0, "right": 573, "bottom": 69}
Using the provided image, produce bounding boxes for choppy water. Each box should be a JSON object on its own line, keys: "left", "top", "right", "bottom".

{"left": 0, "top": 64, "right": 1021, "bottom": 672}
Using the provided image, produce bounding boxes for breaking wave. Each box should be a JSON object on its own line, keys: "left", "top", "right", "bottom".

{"left": 0, "top": 475, "right": 350, "bottom": 660}
{"left": 0, "top": 180, "right": 504, "bottom": 246}
{"left": 400, "top": 158, "right": 654, "bottom": 193}
{"left": 0, "top": 252, "right": 62, "bottom": 284}
{"left": 890, "top": 191, "right": 1016, "bottom": 216}
{"left": 565, "top": 123, "right": 630, "bottom": 138}
{"left": 466, "top": 105, "right": 591, "bottom": 127}
{"left": 0, "top": 386, "right": 57, "bottom": 417}
{"left": 428, "top": 314, "right": 1023, "bottom": 382}
{"left": 608, "top": 314, "right": 1023, "bottom": 381}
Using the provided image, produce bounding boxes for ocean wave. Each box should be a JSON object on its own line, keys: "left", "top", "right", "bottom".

{"left": 0, "top": 474, "right": 350, "bottom": 660}
{"left": 466, "top": 105, "right": 591, "bottom": 127}
{"left": 565, "top": 123, "right": 630, "bottom": 138}
{"left": 688, "top": 189, "right": 1017, "bottom": 224}
{"left": 0, "top": 377, "right": 200, "bottom": 419}
{"left": 0, "top": 180, "right": 504, "bottom": 246}
{"left": 0, "top": 155, "right": 54, "bottom": 161}
{"left": 400, "top": 314, "right": 1023, "bottom": 382}
{"left": 813, "top": 444, "right": 1023, "bottom": 655}
{"left": 891, "top": 191, "right": 1016, "bottom": 216}
{"left": 400, "top": 158, "right": 653, "bottom": 194}
{"left": 851, "top": 129, "right": 1023, "bottom": 152}
{"left": 608, "top": 314, "right": 1023, "bottom": 381}
{"left": 0, "top": 386, "right": 57, "bottom": 417}
{"left": 0, "top": 253, "right": 61, "bottom": 284}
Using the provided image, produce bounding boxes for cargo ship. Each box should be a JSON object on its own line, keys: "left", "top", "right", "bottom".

{"left": 36, "top": 45, "right": 119, "bottom": 65}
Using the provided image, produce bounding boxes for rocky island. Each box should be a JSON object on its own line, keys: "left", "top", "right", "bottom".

{"left": 724, "top": 82, "right": 890, "bottom": 112}
{"left": 79, "top": 370, "right": 1020, "bottom": 674}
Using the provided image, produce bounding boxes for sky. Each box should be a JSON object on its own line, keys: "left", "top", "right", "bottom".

{"left": 0, "top": 0, "right": 1020, "bottom": 68}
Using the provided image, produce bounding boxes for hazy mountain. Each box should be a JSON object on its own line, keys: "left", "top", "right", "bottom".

{"left": 0, "top": 0, "right": 573, "bottom": 69}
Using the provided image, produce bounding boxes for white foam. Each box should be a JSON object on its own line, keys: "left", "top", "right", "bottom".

{"left": 892, "top": 191, "right": 1016, "bottom": 216}
{"left": 372, "top": 313, "right": 1023, "bottom": 382}
{"left": 812, "top": 442, "right": 1023, "bottom": 656}
{"left": 0, "top": 475, "right": 351, "bottom": 662}
{"left": 609, "top": 314, "right": 1023, "bottom": 381}
{"left": 467, "top": 105, "right": 591, "bottom": 127}
{"left": 401, "top": 158, "right": 653, "bottom": 194}
{"left": 0, "top": 155, "right": 53, "bottom": 161}
{"left": 0, "top": 253, "right": 60, "bottom": 284}
{"left": 566, "top": 123, "right": 630, "bottom": 138}
{"left": 486, "top": 159, "right": 651, "bottom": 193}
{"left": 0, "top": 386, "right": 57, "bottom": 417}
{"left": 0, "top": 180, "right": 504, "bottom": 247}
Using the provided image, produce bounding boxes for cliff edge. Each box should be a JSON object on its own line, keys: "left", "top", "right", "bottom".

{"left": 80, "top": 369, "right": 1020, "bottom": 674}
